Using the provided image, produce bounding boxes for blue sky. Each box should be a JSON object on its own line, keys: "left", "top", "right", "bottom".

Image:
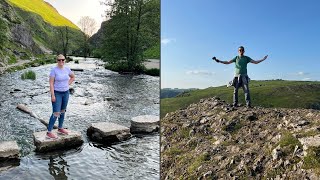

{"left": 161, "top": 0, "right": 320, "bottom": 89}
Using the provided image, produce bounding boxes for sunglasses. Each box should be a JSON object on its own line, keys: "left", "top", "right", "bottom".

{"left": 57, "top": 59, "right": 65, "bottom": 62}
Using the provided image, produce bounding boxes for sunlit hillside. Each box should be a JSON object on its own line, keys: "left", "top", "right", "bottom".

{"left": 7, "top": 0, "right": 79, "bottom": 29}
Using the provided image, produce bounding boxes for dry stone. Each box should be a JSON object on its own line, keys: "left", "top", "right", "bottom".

{"left": 0, "top": 141, "right": 20, "bottom": 160}
{"left": 33, "top": 130, "right": 83, "bottom": 152}
{"left": 298, "top": 135, "right": 320, "bottom": 150}
{"left": 130, "top": 115, "right": 159, "bottom": 133}
{"left": 87, "top": 122, "right": 131, "bottom": 143}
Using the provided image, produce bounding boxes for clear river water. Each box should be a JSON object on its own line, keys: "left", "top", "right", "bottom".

{"left": 0, "top": 57, "right": 159, "bottom": 179}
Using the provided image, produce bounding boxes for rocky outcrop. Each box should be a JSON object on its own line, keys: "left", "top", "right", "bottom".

{"left": 33, "top": 130, "right": 83, "bottom": 152}
{"left": 161, "top": 97, "right": 320, "bottom": 179}
{"left": 130, "top": 115, "right": 159, "bottom": 133}
{"left": 87, "top": 122, "right": 131, "bottom": 143}
{"left": 11, "top": 24, "right": 41, "bottom": 54}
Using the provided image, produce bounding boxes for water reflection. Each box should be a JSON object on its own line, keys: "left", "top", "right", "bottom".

{"left": 48, "top": 155, "right": 69, "bottom": 180}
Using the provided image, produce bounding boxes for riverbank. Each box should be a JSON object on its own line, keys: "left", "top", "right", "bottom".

{"left": 104, "top": 59, "right": 160, "bottom": 76}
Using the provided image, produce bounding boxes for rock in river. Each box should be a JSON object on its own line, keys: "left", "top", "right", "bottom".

{"left": 87, "top": 122, "right": 131, "bottom": 143}
{"left": 0, "top": 141, "right": 20, "bottom": 161}
{"left": 33, "top": 130, "right": 83, "bottom": 152}
{"left": 130, "top": 115, "right": 160, "bottom": 133}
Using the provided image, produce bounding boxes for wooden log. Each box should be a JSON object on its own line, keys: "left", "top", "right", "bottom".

{"left": 71, "top": 68, "right": 84, "bottom": 72}
{"left": 17, "top": 104, "right": 58, "bottom": 129}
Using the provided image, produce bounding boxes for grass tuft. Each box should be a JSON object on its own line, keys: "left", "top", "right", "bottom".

{"left": 21, "top": 70, "right": 36, "bottom": 80}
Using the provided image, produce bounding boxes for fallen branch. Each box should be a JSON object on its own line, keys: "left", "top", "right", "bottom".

{"left": 16, "top": 104, "right": 58, "bottom": 129}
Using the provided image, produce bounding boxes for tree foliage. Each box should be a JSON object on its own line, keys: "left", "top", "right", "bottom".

{"left": 51, "top": 26, "right": 70, "bottom": 57}
{"left": 102, "top": 0, "right": 160, "bottom": 72}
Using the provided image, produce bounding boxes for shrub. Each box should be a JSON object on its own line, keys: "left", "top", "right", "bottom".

{"left": 75, "top": 60, "right": 79, "bottom": 64}
{"left": 21, "top": 70, "right": 36, "bottom": 80}
{"left": 8, "top": 55, "right": 17, "bottom": 64}
{"left": 66, "top": 56, "right": 73, "bottom": 62}
{"left": 144, "top": 68, "right": 159, "bottom": 76}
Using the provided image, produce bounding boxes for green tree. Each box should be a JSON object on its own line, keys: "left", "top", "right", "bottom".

{"left": 102, "top": 0, "right": 160, "bottom": 72}
{"left": 51, "top": 26, "right": 69, "bottom": 57}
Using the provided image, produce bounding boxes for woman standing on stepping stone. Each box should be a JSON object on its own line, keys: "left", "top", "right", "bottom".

{"left": 46, "top": 54, "right": 75, "bottom": 139}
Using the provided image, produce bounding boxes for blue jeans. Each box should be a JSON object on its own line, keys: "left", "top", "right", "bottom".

{"left": 233, "top": 75, "right": 251, "bottom": 106}
{"left": 47, "top": 90, "right": 70, "bottom": 132}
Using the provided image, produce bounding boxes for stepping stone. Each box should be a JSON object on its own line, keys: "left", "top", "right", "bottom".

{"left": 33, "top": 130, "right": 83, "bottom": 152}
{"left": 87, "top": 122, "right": 131, "bottom": 143}
{"left": 0, "top": 141, "right": 20, "bottom": 160}
{"left": 130, "top": 115, "right": 160, "bottom": 133}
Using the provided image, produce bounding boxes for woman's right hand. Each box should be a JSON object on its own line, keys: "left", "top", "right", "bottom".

{"left": 51, "top": 95, "right": 56, "bottom": 102}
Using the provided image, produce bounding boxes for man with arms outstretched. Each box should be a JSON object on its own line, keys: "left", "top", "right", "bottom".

{"left": 213, "top": 46, "right": 268, "bottom": 108}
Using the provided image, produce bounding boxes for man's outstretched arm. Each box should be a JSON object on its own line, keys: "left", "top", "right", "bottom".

{"left": 212, "top": 57, "right": 233, "bottom": 64}
{"left": 250, "top": 55, "right": 268, "bottom": 64}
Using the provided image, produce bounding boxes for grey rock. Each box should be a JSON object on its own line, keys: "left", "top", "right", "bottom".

{"left": 272, "top": 145, "right": 281, "bottom": 160}
{"left": 189, "top": 129, "right": 195, "bottom": 137}
{"left": 297, "top": 120, "right": 310, "bottom": 126}
{"left": 87, "top": 122, "right": 131, "bottom": 143}
{"left": 200, "top": 117, "right": 208, "bottom": 124}
{"left": 33, "top": 130, "right": 83, "bottom": 152}
{"left": 203, "top": 171, "right": 213, "bottom": 178}
{"left": 104, "top": 97, "right": 114, "bottom": 101}
{"left": 299, "top": 135, "right": 320, "bottom": 151}
{"left": 0, "top": 141, "right": 20, "bottom": 160}
{"left": 84, "top": 99, "right": 93, "bottom": 105}
{"left": 246, "top": 113, "right": 257, "bottom": 121}
{"left": 130, "top": 115, "right": 159, "bottom": 133}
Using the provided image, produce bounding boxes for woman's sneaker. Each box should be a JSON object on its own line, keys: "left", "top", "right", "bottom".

{"left": 46, "top": 132, "right": 58, "bottom": 139}
{"left": 58, "top": 128, "right": 69, "bottom": 135}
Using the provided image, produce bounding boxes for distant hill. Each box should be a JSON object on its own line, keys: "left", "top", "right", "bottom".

{"left": 161, "top": 80, "right": 320, "bottom": 118}
{"left": 0, "top": 0, "right": 84, "bottom": 66}
{"left": 7, "top": 0, "right": 79, "bottom": 29}
{"left": 161, "top": 88, "right": 198, "bottom": 99}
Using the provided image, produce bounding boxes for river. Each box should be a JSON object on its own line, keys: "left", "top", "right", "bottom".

{"left": 0, "top": 57, "right": 159, "bottom": 179}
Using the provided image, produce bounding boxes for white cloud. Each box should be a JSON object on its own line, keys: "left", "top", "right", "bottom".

{"left": 302, "top": 78, "right": 311, "bottom": 81}
{"left": 186, "top": 70, "right": 215, "bottom": 76}
{"left": 297, "top": 71, "right": 309, "bottom": 76}
{"left": 161, "top": 38, "right": 176, "bottom": 45}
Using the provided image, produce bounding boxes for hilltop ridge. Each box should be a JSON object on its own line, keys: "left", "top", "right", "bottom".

{"left": 161, "top": 80, "right": 320, "bottom": 118}
{"left": 161, "top": 97, "right": 320, "bottom": 179}
{"left": 7, "top": 0, "right": 79, "bottom": 29}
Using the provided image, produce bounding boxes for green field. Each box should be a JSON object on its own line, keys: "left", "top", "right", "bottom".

{"left": 161, "top": 80, "right": 320, "bottom": 118}
{"left": 7, "top": 0, "right": 79, "bottom": 29}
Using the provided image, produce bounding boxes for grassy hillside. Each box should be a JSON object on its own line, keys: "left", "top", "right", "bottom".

{"left": 7, "top": 0, "right": 79, "bottom": 29}
{"left": 161, "top": 80, "right": 320, "bottom": 117}
{"left": 161, "top": 88, "right": 198, "bottom": 99}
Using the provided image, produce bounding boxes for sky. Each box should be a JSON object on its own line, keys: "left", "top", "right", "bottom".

{"left": 161, "top": 0, "right": 320, "bottom": 89}
{"left": 45, "top": 0, "right": 106, "bottom": 33}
